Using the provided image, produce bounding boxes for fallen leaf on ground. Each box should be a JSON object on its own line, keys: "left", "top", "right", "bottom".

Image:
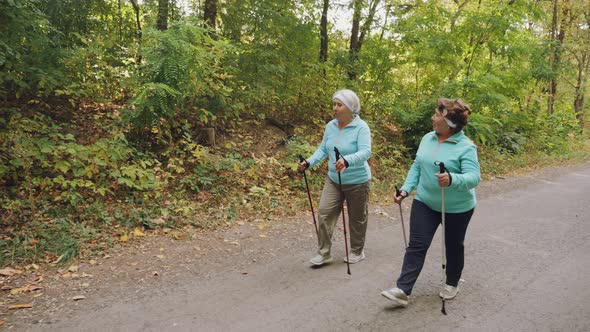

{"left": 0, "top": 268, "right": 22, "bottom": 276}
{"left": 89, "top": 259, "right": 97, "bottom": 265}
{"left": 230, "top": 241, "right": 240, "bottom": 245}
{"left": 32, "top": 293, "right": 43, "bottom": 298}
{"left": 119, "top": 234, "right": 129, "bottom": 242}
{"left": 0, "top": 319, "right": 5, "bottom": 326}
{"left": 259, "top": 234, "right": 267, "bottom": 238}
{"left": 68, "top": 264, "right": 79, "bottom": 272}
{"left": 133, "top": 227, "right": 146, "bottom": 237}
{"left": 54, "top": 254, "right": 65, "bottom": 264}
{"left": 81, "top": 273, "right": 93, "bottom": 278}
{"left": 71, "top": 295, "right": 85, "bottom": 301}
{"left": 10, "top": 285, "right": 42, "bottom": 295}
{"left": 156, "top": 255, "right": 165, "bottom": 259}
{"left": 9, "top": 304, "right": 32, "bottom": 309}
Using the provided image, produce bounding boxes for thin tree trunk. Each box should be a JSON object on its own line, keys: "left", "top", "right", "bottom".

{"left": 118, "top": 0, "right": 123, "bottom": 42}
{"left": 156, "top": 0, "right": 168, "bottom": 31}
{"left": 129, "top": 0, "right": 142, "bottom": 63}
{"left": 319, "top": 0, "right": 329, "bottom": 63}
{"left": 547, "top": 0, "right": 558, "bottom": 115}
{"left": 129, "top": 0, "right": 142, "bottom": 39}
{"left": 379, "top": 3, "right": 391, "bottom": 41}
{"left": 574, "top": 52, "right": 589, "bottom": 126}
{"left": 358, "top": 0, "right": 380, "bottom": 48}
{"left": 348, "top": 0, "right": 363, "bottom": 80}
{"left": 204, "top": 0, "right": 218, "bottom": 30}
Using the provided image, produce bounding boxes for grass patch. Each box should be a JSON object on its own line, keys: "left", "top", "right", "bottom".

{"left": 0, "top": 218, "right": 104, "bottom": 267}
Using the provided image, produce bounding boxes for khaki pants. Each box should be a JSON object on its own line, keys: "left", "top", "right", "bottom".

{"left": 317, "top": 177, "right": 371, "bottom": 257}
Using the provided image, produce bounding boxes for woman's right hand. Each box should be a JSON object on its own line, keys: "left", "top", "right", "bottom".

{"left": 393, "top": 190, "right": 407, "bottom": 205}
{"left": 298, "top": 160, "right": 309, "bottom": 172}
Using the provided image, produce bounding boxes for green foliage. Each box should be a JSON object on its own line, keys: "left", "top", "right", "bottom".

{"left": 1, "top": 0, "right": 589, "bottom": 266}
{"left": 125, "top": 24, "right": 238, "bottom": 137}
{"left": 0, "top": 218, "right": 98, "bottom": 266}
{"left": 0, "top": 0, "right": 66, "bottom": 99}
{"left": 0, "top": 110, "right": 158, "bottom": 216}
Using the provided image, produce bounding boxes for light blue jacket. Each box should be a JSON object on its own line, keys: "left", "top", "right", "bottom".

{"left": 401, "top": 130, "right": 480, "bottom": 213}
{"left": 307, "top": 116, "right": 372, "bottom": 185}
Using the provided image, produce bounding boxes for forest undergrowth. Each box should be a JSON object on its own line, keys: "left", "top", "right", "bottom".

{"left": 1, "top": 101, "right": 589, "bottom": 269}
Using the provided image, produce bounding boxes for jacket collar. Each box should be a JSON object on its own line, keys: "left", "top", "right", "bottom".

{"left": 433, "top": 130, "right": 464, "bottom": 144}
{"left": 333, "top": 115, "right": 361, "bottom": 128}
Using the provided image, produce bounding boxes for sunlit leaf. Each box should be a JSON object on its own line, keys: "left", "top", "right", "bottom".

{"left": 8, "top": 304, "right": 32, "bottom": 310}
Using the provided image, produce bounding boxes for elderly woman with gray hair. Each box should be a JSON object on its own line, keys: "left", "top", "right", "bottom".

{"left": 298, "top": 89, "right": 372, "bottom": 266}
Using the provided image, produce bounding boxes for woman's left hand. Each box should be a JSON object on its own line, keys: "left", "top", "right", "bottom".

{"left": 435, "top": 172, "right": 450, "bottom": 187}
{"left": 334, "top": 159, "right": 347, "bottom": 173}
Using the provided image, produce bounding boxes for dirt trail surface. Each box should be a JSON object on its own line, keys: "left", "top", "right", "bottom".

{"left": 2, "top": 163, "right": 590, "bottom": 331}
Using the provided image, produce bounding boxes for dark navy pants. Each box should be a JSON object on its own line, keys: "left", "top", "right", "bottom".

{"left": 396, "top": 199, "right": 474, "bottom": 295}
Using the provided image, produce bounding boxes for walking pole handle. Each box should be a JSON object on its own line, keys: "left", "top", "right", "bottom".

{"left": 334, "top": 147, "right": 341, "bottom": 160}
{"left": 438, "top": 162, "right": 446, "bottom": 174}
{"left": 298, "top": 154, "right": 309, "bottom": 168}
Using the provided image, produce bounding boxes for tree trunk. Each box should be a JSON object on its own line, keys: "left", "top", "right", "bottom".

{"left": 348, "top": 0, "right": 363, "bottom": 80}
{"left": 129, "top": 0, "right": 142, "bottom": 63}
{"left": 358, "top": 0, "right": 380, "bottom": 49}
{"left": 204, "top": 0, "right": 218, "bottom": 30}
{"left": 547, "top": 0, "right": 571, "bottom": 115}
{"left": 129, "top": 0, "right": 142, "bottom": 39}
{"left": 118, "top": 0, "right": 123, "bottom": 42}
{"left": 574, "top": 52, "right": 589, "bottom": 126}
{"left": 156, "top": 0, "right": 168, "bottom": 31}
{"left": 319, "top": 0, "right": 329, "bottom": 63}
{"left": 379, "top": 3, "right": 391, "bottom": 40}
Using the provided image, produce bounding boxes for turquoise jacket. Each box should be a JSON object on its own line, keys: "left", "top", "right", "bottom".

{"left": 307, "top": 116, "right": 372, "bottom": 185}
{"left": 401, "top": 130, "right": 480, "bottom": 213}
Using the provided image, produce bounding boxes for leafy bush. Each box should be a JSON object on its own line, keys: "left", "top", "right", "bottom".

{"left": 125, "top": 24, "right": 239, "bottom": 140}
{"left": 0, "top": 110, "right": 158, "bottom": 221}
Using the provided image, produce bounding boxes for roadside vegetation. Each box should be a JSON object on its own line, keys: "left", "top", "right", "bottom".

{"left": 1, "top": 0, "right": 589, "bottom": 268}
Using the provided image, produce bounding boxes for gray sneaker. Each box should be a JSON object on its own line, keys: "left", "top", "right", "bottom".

{"left": 439, "top": 284, "right": 459, "bottom": 300}
{"left": 343, "top": 251, "right": 365, "bottom": 264}
{"left": 381, "top": 287, "right": 409, "bottom": 307}
{"left": 310, "top": 254, "right": 333, "bottom": 266}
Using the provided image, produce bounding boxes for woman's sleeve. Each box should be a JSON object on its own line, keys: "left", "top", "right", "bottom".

{"left": 401, "top": 160, "right": 420, "bottom": 195}
{"left": 401, "top": 136, "right": 425, "bottom": 194}
{"left": 307, "top": 126, "right": 329, "bottom": 168}
{"left": 344, "top": 124, "right": 371, "bottom": 166}
{"left": 449, "top": 144, "right": 480, "bottom": 190}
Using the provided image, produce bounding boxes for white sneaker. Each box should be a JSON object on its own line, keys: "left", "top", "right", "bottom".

{"left": 343, "top": 251, "right": 365, "bottom": 264}
{"left": 310, "top": 254, "right": 333, "bottom": 266}
{"left": 381, "top": 287, "right": 409, "bottom": 307}
{"left": 439, "top": 284, "right": 459, "bottom": 300}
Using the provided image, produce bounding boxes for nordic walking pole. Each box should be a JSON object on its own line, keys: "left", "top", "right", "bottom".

{"left": 438, "top": 161, "right": 448, "bottom": 315}
{"left": 334, "top": 147, "right": 351, "bottom": 275}
{"left": 298, "top": 154, "right": 319, "bottom": 244}
{"left": 395, "top": 185, "right": 408, "bottom": 249}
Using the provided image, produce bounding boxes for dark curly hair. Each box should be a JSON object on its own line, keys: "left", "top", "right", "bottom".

{"left": 436, "top": 98, "right": 472, "bottom": 132}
